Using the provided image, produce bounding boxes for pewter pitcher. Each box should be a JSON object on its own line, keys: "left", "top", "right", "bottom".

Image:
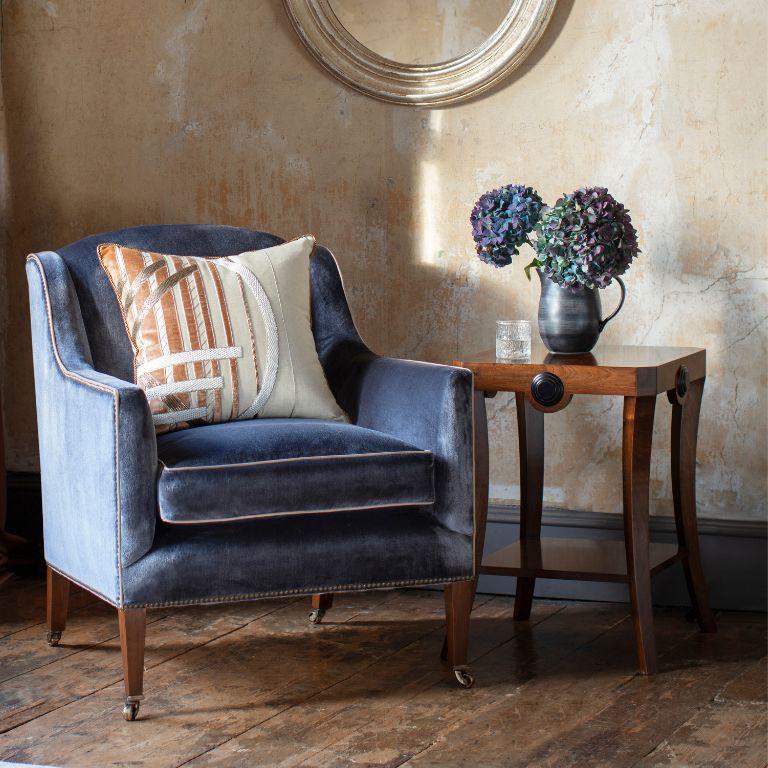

{"left": 537, "top": 270, "right": 626, "bottom": 354}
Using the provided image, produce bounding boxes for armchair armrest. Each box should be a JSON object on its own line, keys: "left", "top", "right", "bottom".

{"left": 353, "top": 357, "right": 474, "bottom": 537}
{"left": 26, "top": 252, "right": 157, "bottom": 606}
{"left": 308, "top": 248, "right": 474, "bottom": 537}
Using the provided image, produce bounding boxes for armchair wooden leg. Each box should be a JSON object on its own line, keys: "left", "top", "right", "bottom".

{"left": 309, "top": 593, "right": 334, "bottom": 625}
{"left": 46, "top": 567, "right": 70, "bottom": 646}
{"left": 118, "top": 607, "right": 146, "bottom": 721}
{"left": 443, "top": 580, "right": 474, "bottom": 688}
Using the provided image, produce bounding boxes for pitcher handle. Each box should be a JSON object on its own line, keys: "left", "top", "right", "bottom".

{"left": 599, "top": 276, "right": 626, "bottom": 330}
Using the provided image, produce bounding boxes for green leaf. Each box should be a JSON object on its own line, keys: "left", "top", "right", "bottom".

{"left": 524, "top": 257, "right": 540, "bottom": 281}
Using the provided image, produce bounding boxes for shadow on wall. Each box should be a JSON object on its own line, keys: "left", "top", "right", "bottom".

{"left": 0, "top": 0, "right": 577, "bottom": 469}
{"left": 384, "top": 0, "right": 577, "bottom": 366}
{"left": 3, "top": 0, "right": 764, "bottom": 531}
{"left": 0, "top": 0, "right": 422, "bottom": 469}
{"left": 463, "top": 0, "right": 576, "bottom": 108}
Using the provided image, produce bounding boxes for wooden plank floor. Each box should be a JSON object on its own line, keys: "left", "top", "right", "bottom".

{"left": 0, "top": 577, "right": 764, "bottom": 767}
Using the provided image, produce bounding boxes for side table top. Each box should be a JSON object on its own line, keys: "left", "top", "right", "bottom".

{"left": 453, "top": 344, "right": 705, "bottom": 396}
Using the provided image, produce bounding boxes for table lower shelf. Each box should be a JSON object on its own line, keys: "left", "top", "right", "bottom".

{"left": 480, "top": 537, "right": 682, "bottom": 583}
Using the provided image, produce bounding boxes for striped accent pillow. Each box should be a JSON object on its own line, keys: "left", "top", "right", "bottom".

{"left": 98, "top": 235, "right": 346, "bottom": 433}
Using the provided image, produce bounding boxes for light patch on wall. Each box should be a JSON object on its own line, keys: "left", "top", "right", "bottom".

{"left": 155, "top": 0, "right": 207, "bottom": 124}
{"left": 570, "top": 5, "right": 685, "bottom": 352}
{"left": 2, "top": 0, "right": 764, "bottom": 520}
{"left": 490, "top": 483, "right": 568, "bottom": 507}
{"left": 473, "top": 164, "right": 503, "bottom": 193}
{"left": 184, "top": 121, "right": 205, "bottom": 137}
{"left": 284, "top": 155, "right": 311, "bottom": 176}
{"left": 417, "top": 110, "right": 443, "bottom": 265}
{"left": 33, "top": 0, "right": 58, "bottom": 17}
{"left": 489, "top": 483, "right": 521, "bottom": 502}
{"left": 437, "top": 0, "right": 479, "bottom": 61}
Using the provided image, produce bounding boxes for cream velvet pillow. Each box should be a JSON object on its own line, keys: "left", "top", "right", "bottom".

{"left": 98, "top": 235, "right": 346, "bottom": 432}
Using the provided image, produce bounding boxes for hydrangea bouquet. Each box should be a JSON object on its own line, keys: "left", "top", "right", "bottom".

{"left": 470, "top": 184, "right": 640, "bottom": 290}
{"left": 470, "top": 184, "right": 544, "bottom": 268}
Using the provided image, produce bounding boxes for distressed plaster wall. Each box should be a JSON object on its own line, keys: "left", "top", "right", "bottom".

{"left": 1, "top": 0, "right": 765, "bottom": 522}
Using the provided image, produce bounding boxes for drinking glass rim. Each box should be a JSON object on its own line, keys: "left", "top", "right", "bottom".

{"left": 496, "top": 320, "right": 531, "bottom": 327}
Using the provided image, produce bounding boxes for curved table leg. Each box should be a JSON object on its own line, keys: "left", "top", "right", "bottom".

{"left": 513, "top": 393, "right": 545, "bottom": 621}
{"left": 623, "top": 395, "right": 658, "bottom": 675}
{"left": 670, "top": 377, "right": 717, "bottom": 633}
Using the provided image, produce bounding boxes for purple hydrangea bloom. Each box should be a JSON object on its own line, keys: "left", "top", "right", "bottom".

{"left": 470, "top": 184, "right": 544, "bottom": 268}
{"left": 534, "top": 187, "right": 639, "bottom": 289}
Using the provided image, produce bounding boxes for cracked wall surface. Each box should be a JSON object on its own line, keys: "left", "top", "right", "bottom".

{"left": 1, "top": 0, "right": 766, "bottom": 522}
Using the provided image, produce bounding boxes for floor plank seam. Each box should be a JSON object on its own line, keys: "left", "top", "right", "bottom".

{"left": 0, "top": 598, "right": 300, "bottom": 737}
{"left": 546, "top": 619, "right": 765, "bottom": 768}
{"left": 305, "top": 601, "right": 570, "bottom": 767}
{"left": 0, "top": 611, "right": 171, "bottom": 688}
{"left": 397, "top": 610, "right": 637, "bottom": 766}
{"left": 289, "top": 618, "right": 493, "bottom": 765}
{"left": 0, "top": 591, "right": 101, "bottom": 642}
{"left": 2, "top": 584, "right": 765, "bottom": 768}
{"left": 713, "top": 695, "right": 768, "bottom": 707}
{"left": 175, "top": 593, "right": 499, "bottom": 768}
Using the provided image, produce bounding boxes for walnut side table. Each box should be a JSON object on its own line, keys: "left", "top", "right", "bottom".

{"left": 454, "top": 345, "right": 717, "bottom": 675}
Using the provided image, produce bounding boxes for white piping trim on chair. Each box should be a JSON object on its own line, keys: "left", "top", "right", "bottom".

{"left": 159, "top": 498, "right": 435, "bottom": 525}
{"left": 158, "top": 449, "right": 432, "bottom": 472}
{"left": 28, "top": 253, "right": 126, "bottom": 606}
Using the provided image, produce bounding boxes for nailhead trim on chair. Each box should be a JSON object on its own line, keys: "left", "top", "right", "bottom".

{"left": 48, "top": 563, "right": 474, "bottom": 608}
{"left": 128, "top": 574, "right": 475, "bottom": 608}
{"left": 47, "top": 564, "right": 473, "bottom": 609}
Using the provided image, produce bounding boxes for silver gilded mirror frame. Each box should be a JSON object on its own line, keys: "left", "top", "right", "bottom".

{"left": 283, "top": 0, "right": 557, "bottom": 106}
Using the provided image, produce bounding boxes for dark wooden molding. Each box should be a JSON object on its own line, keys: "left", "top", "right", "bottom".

{"left": 481, "top": 502, "right": 766, "bottom": 613}
{"left": 486, "top": 503, "right": 767, "bottom": 540}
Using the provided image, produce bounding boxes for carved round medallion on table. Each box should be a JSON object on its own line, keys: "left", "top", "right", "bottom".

{"left": 530, "top": 372, "right": 564, "bottom": 408}
{"left": 667, "top": 364, "right": 691, "bottom": 406}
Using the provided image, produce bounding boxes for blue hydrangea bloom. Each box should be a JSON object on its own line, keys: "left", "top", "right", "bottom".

{"left": 535, "top": 187, "right": 639, "bottom": 289}
{"left": 470, "top": 184, "right": 544, "bottom": 268}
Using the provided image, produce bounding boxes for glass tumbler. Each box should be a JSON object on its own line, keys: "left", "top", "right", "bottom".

{"left": 496, "top": 320, "right": 531, "bottom": 360}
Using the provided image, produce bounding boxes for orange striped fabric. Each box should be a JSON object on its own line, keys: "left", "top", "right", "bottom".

{"left": 98, "top": 244, "right": 277, "bottom": 433}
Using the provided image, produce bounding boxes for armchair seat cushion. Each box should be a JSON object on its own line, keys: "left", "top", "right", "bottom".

{"left": 156, "top": 419, "right": 435, "bottom": 524}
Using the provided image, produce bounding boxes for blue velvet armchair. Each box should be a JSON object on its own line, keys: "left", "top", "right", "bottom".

{"left": 26, "top": 225, "right": 477, "bottom": 720}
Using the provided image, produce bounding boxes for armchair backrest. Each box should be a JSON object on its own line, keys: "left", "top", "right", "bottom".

{"left": 54, "top": 225, "right": 366, "bottom": 387}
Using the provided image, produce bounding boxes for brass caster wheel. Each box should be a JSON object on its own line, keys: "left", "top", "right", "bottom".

{"left": 309, "top": 608, "right": 326, "bottom": 625}
{"left": 123, "top": 700, "right": 141, "bottom": 721}
{"left": 46, "top": 630, "right": 62, "bottom": 647}
{"left": 453, "top": 669, "right": 474, "bottom": 689}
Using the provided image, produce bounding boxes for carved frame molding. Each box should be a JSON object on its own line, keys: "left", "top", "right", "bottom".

{"left": 283, "top": 0, "right": 557, "bottom": 106}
